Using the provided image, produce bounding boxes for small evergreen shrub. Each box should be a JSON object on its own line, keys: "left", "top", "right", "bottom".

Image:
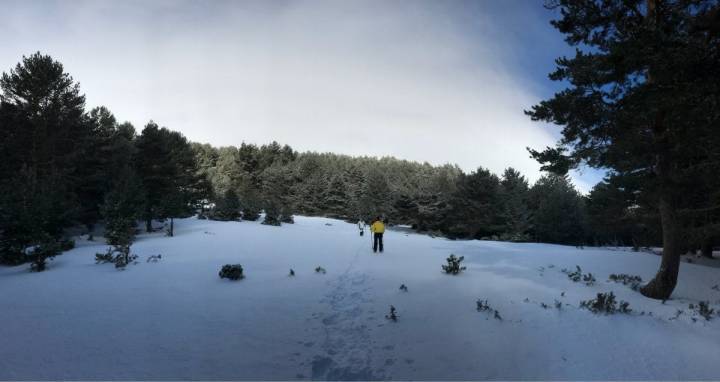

{"left": 689, "top": 301, "right": 715, "bottom": 321}
{"left": 562, "top": 265, "right": 595, "bottom": 285}
{"left": 476, "top": 299, "right": 502, "bottom": 321}
{"left": 113, "top": 245, "right": 138, "bottom": 269}
{"left": 219, "top": 264, "right": 244, "bottom": 280}
{"left": 385, "top": 305, "right": 398, "bottom": 321}
{"left": 580, "top": 292, "right": 631, "bottom": 314}
{"left": 280, "top": 207, "right": 294, "bottom": 224}
{"left": 315, "top": 266, "right": 326, "bottom": 274}
{"left": 442, "top": 254, "right": 466, "bottom": 274}
{"left": 289, "top": 269, "right": 295, "bottom": 276}
{"left": 609, "top": 274, "right": 643, "bottom": 291}
{"left": 28, "top": 239, "right": 62, "bottom": 272}
{"left": 95, "top": 248, "right": 115, "bottom": 264}
{"left": 399, "top": 284, "right": 408, "bottom": 292}
{"left": 59, "top": 239, "right": 75, "bottom": 251}
{"left": 96, "top": 246, "right": 137, "bottom": 268}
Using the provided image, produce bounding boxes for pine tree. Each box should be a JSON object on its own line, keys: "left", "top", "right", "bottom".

{"left": 445, "top": 168, "right": 505, "bottom": 239}
{"left": 500, "top": 168, "right": 531, "bottom": 241}
{"left": 324, "top": 175, "right": 350, "bottom": 218}
{"left": 101, "top": 166, "right": 143, "bottom": 246}
{"left": 359, "top": 167, "right": 391, "bottom": 219}
{"left": 526, "top": 0, "right": 720, "bottom": 299}
{"left": 211, "top": 189, "right": 241, "bottom": 221}
{"left": 528, "top": 174, "right": 588, "bottom": 245}
{"left": 134, "top": 122, "right": 198, "bottom": 236}
{"left": 0, "top": 53, "right": 89, "bottom": 264}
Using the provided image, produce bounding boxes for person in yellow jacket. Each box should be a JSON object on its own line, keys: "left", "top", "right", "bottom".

{"left": 370, "top": 216, "right": 385, "bottom": 253}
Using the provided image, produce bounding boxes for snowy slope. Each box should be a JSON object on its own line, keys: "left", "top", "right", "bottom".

{"left": 1, "top": 216, "right": 719, "bottom": 380}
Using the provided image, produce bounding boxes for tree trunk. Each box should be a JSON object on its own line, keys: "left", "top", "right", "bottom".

{"left": 701, "top": 237, "right": 714, "bottom": 258}
{"left": 640, "top": 0, "right": 682, "bottom": 300}
{"left": 640, "top": 197, "right": 681, "bottom": 300}
{"left": 146, "top": 219, "right": 152, "bottom": 233}
{"left": 169, "top": 217, "right": 174, "bottom": 237}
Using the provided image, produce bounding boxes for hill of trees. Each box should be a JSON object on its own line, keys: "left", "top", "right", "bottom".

{"left": 0, "top": 52, "right": 672, "bottom": 271}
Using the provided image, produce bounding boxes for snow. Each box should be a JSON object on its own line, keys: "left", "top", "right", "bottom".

{"left": 1, "top": 216, "right": 719, "bottom": 380}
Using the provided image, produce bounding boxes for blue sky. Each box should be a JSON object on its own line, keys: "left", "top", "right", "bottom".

{"left": 0, "top": 0, "right": 606, "bottom": 192}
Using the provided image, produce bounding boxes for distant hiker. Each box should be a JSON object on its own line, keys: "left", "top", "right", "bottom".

{"left": 358, "top": 219, "right": 365, "bottom": 236}
{"left": 371, "top": 216, "right": 385, "bottom": 253}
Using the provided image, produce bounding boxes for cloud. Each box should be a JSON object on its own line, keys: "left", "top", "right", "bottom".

{"left": 1, "top": 0, "right": 598, "bottom": 190}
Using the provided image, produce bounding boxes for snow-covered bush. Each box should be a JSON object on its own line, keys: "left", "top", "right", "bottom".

{"left": 562, "top": 265, "right": 595, "bottom": 285}
{"left": 476, "top": 299, "right": 502, "bottom": 320}
{"left": 580, "top": 292, "right": 631, "bottom": 314}
{"left": 689, "top": 301, "right": 715, "bottom": 321}
{"left": 385, "top": 305, "right": 398, "bottom": 321}
{"left": 608, "top": 274, "right": 643, "bottom": 291}
{"left": 28, "top": 239, "right": 62, "bottom": 272}
{"left": 280, "top": 207, "right": 294, "bottom": 224}
{"left": 96, "top": 245, "right": 137, "bottom": 269}
{"left": 498, "top": 232, "right": 531, "bottom": 243}
{"left": 113, "top": 245, "right": 137, "bottom": 269}
{"left": 315, "top": 266, "right": 326, "bottom": 274}
{"left": 219, "top": 264, "right": 244, "bottom": 280}
{"left": 95, "top": 248, "right": 115, "bottom": 264}
{"left": 59, "top": 239, "right": 75, "bottom": 251}
{"left": 442, "top": 254, "right": 466, "bottom": 274}
{"left": 146, "top": 254, "right": 162, "bottom": 263}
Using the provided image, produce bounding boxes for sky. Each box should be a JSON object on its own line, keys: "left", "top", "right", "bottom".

{"left": 0, "top": 0, "right": 606, "bottom": 192}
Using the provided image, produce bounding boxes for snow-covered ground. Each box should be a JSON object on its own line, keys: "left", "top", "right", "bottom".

{"left": 1, "top": 216, "right": 719, "bottom": 380}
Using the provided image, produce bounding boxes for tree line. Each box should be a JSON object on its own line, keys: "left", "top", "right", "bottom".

{"left": 0, "top": 53, "right": 667, "bottom": 269}
{"left": 2, "top": 33, "right": 715, "bottom": 300}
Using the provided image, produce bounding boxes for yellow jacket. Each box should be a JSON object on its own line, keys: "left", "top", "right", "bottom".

{"left": 371, "top": 221, "right": 385, "bottom": 234}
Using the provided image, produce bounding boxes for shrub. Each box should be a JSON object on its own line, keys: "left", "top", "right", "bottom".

{"left": 315, "top": 266, "right": 326, "bottom": 274}
{"left": 219, "top": 264, "right": 244, "bottom": 280}
{"left": 608, "top": 274, "right": 643, "bottom": 291}
{"left": 562, "top": 265, "right": 595, "bottom": 285}
{"left": 95, "top": 248, "right": 115, "bottom": 264}
{"left": 476, "top": 299, "right": 502, "bottom": 321}
{"left": 385, "top": 305, "right": 398, "bottom": 321}
{"left": 580, "top": 292, "right": 631, "bottom": 314}
{"left": 442, "top": 254, "right": 466, "bottom": 275}
{"left": 59, "top": 239, "right": 75, "bottom": 251}
{"left": 28, "top": 239, "right": 62, "bottom": 272}
{"left": 689, "top": 301, "right": 715, "bottom": 321}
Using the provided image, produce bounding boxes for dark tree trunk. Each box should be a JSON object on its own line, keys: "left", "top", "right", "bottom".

{"left": 701, "top": 237, "right": 714, "bottom": 258}
{"left": 641, "top": 197, "right": 681, "bottom": 300}
{"left": 146, "top": 219, "right": 152, "bottom": 233}
{"left": 169, "top": 217, "right": 174, "bottom": 237}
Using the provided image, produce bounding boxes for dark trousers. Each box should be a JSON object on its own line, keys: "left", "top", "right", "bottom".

{"left": 373, "top": 233, "right": 384, "bottom": 252}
